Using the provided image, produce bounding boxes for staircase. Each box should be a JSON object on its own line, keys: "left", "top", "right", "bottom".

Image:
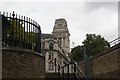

{"left": 45, "top": 73, "right": 59, "bottom": 78}
{"left": 45, "top": 61, "right": 87, "bottom": 80}
{"left": 45, "top": 73, "right": 78, "bottom": 80}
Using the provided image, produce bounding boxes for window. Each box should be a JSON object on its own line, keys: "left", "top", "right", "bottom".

{"left": 48, "top": 54, "right": 51, "bottom": 60}
{"left": 48, "top": 52, "right": 54, "bottom": 60}
{"left": 58, "top": 38, "right": 62, "bottom": 45}
{"left": 48, "top": 62, "right": 51, "bottom": 70}
{"left": 41, "top": 42, "right": 45, "bottom": 49}
{"left": 48, "top": 62, "right": 54, "bottom": 70}
{"left": 49, "top": 42, "right": 54, "bottom": 49}
{"left": 48, "top": 52, "right": 54, "bottom": 71}
{"left": 51, "top": 63, "right": 54, "bottom": 70}
{"left": 63, "top": 37, "right": 65, "bottom": 46}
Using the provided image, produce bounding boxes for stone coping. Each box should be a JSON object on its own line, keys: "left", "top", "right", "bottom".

{"left": 79, "top": 43, "right": 120, "bottom": 64}
{"left": 2, "top": 47, "right": 44, "bottom": 58}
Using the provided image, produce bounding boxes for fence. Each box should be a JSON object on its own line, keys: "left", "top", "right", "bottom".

{"left": 1, "top": 11, "right": 41, "bottom": 53}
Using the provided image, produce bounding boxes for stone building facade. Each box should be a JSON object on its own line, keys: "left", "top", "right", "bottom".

{"left": 52, "top": 19, "right": 70, "bottom": 56}
{"left": 41, "top": 18, "right": 70, "bottom": 73}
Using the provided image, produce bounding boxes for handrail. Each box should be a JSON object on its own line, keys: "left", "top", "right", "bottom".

{"left": 74, "top": 61, "right": 87, "bottom": 80}
{"left": 73, "top": 61, "right": 87, "bottom": 80}
{"left": 60, "top": 61, "right": 87, "bottom": 80}
{"left": 109, "top": 37, "right": 120, "bottom": 47}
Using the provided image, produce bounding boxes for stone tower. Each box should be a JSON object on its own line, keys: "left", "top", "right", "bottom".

{"left": 52, "top": 18, "right": 70, "bottom": 56}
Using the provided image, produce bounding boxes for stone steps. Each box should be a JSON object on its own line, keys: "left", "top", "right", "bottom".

{"left": 45, "top": 73, "right": 78, "bottom": 80}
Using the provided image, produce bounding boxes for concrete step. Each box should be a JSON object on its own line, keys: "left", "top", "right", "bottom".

{"left": 45, "top": 73, "right": 77, "bottom": 79}
{"left": 45, "top": 73, "right": 60, "bottom": 78}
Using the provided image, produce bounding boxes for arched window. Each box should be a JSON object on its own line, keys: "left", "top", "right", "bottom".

{"left": 48, "top": 52, "right": 54, "bottom": 71}
{"left": 48, "top": 52, "right": 54, "bottom": 60}
{"left": 49, "top": 42, "right": 54, "bottom": 49}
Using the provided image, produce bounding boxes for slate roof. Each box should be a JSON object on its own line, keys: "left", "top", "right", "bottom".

{"left": 41, "top": 34, "right": 56, "bottom": 39}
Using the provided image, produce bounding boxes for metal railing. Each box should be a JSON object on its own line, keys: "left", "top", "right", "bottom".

{"left": 1, "top": 11, "right": 41, "bottom": 53}
{"left": 59, "top": 61, "right": 87, "bottom": 80}
{"left": 109, "top": 37, "right": 120, "bottom": 47}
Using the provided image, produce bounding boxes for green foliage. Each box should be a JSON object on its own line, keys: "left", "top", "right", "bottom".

{"left": 69, "top": 45, "right": 84, "bottom": 63}
{"left": 8, "top": 19, "right": 24, "bottom": 39}
{"left": 7, "top": 19, "right": 36, "bottom": 49}
{"left": 69, "top": 34, "right": 110, "bottom": 62}
{"left": 8, "top": 19, "right": 35, "bottom": 43}
{"left": 82, "top": 34, "right": 110, "bottom": 56}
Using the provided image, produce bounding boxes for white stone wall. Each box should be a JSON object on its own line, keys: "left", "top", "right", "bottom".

{"left": 42, "top": 19, "right": 71, "bottom": 73}
{"left": 52, "top": 19, "right": 70, "bottom": 56}
{"left": 43, "top": 38, "right": 69, "bottom": 73}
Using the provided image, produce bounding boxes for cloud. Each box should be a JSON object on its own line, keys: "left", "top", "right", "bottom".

{"left": 69, "top": 2, "right": 118, "bottom": 46}
{"left": 0, "top": 1, "right": 118, "bottom": 48}
{"left": 84, "top": 2, "right": 118, "bottom": 13}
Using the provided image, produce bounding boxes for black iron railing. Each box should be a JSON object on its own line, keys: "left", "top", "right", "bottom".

{"left": 59, "top": 61, "right": 87, "bottom": 80}
{"left": 1, "top": 11, "right": 41, "bottom": 53}
{"left": 109, "top": 37, "right": 120, "bottom": 47}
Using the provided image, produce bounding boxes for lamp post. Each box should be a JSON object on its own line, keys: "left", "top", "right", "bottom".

{"left": 84, "top": 47, "right": 90, "bottom": 79}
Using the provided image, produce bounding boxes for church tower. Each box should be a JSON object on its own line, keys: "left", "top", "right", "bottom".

{"left": 52, "top": 18, "right": 70, "bottom": 56}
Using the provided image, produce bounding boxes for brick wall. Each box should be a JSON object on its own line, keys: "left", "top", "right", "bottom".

{"left": 119, "top": 48, "right": 120, "bottom": 79}
{"left": 92, "top": 48, "right": 119, "bottom": 78}
{"left": 79, "top": 44, "right": 120, "bottom": 78}
{"left": 2, "top": 47, "right": 45, "bottom": 78}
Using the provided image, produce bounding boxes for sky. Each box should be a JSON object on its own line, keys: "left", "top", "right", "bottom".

{"left": 0, "top": 0, "right": 119, "bottom": 48}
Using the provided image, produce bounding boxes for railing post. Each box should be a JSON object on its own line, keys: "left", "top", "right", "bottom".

{"left": 62, "top": 67, "right": 64, "bottom": 80}
{"left": 58, "top": 64, "right": 60, "bottom": 77}
{"left": 74, "top": 63, "right": 76, "bottom": 74}
{"left": 12, "top": 11, "right": 15, "bottom": 47}
{"left": 0, "top": 13, "right": 2, "bottom": 80}
{"left": 84, "top": 47, "right": 90, "bottom": 79}
{"left": 26, "top": 17, "right": 28, "bottom": 49}
{"left": 54, "top": 58, "right": 56, "bottom": 73}
{"left": 74, "top": 62, "right": 77, "bottom": 80}
{"left": 34, "top": 26, "right": 41, "bottom": 53}
{"left": 23, "top": 16, "right": 26, "bottom": 48}
{"left": 15, "top": 14, "right": 17, "bottom": 47}
{"left": 67, "top": 64, "right": 69, "bottom": 80}
{"left": 18, "top": 15, "right": 21, "bottom": 48}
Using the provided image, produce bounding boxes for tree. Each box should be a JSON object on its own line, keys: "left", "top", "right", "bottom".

{"left": 8, "top": 19, "right": 36, "bottom": 43}
{"left": 7, "top": 18, "right": 24, "bottom": 39}
{"left": 5, "top": 18, "right": 35, "bottom": 48}
{"left": 69, "top": 45, "right": 84, "bottom": 63}
{"left": 82, "top": 34, "right": 110, "bottom": 56}
{"left": 69, "top": 34, "right": 110, "bottom": 62}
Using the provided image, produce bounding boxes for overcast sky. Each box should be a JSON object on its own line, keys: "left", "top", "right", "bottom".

{"left": 0, "top": 0, "right": 119, "bottom": 48}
